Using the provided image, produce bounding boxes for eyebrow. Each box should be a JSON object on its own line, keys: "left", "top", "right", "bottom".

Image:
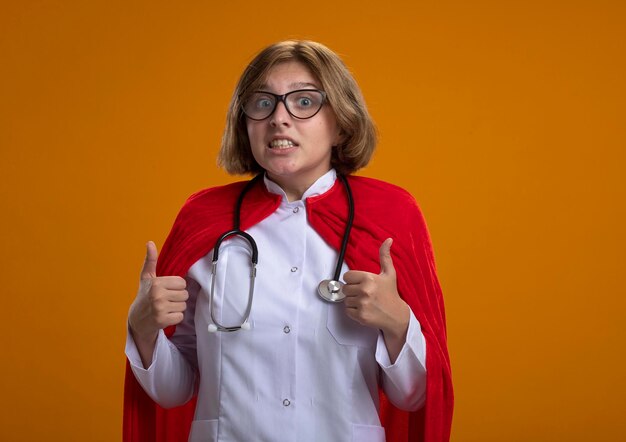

{"left": 259, "top": 81, "right": 320, "bottom": 90}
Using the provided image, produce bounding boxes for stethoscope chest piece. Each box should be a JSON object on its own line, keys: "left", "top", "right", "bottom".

{"left": 317, "top": 279, "right": 346, "bottom": 303}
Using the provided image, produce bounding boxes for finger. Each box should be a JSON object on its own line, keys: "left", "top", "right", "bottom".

{"left": 167, "top": 301, "right": 188, "bottom": 313}
{"left": 379, "top": 238, "right": 395, "bottom": 276}
{"left": 343, "top": 270, "right": 368, "bottom": 285}
{"left": 166, "top": 289, "right": 189, "bottom": 302}
{"left": 343, "top": 294, "right": 359, "bottom": 308}
{"left": 163, "top": 312, "right": 184, "bottom": 327}
{"left": 140, "top": 241, "right": 158, "bottom": 280}
{"left": 152, "top": 276, "right": 187, "bottom": 290}
{"left": 340, "top": 283, "right": 360, "bottom": 298}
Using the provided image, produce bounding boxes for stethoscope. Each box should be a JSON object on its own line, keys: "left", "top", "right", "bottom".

{"left": 207, "top": 173, "right": 354, "bottom": 333}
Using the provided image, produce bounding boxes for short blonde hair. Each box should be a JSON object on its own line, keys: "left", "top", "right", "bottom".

{"left": 218, "top": 40, "right": 377, "bottom": 176}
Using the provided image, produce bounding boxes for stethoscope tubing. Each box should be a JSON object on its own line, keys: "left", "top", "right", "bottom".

{"left": 208, "top": 173, "right": 354, "bottom": 331}
{"left": 333, "top": 174, "right": 354, "bottom": 282}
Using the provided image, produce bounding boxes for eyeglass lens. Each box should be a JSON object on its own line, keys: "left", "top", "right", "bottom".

{"left": 243, "top": 90, "right": 325, "bottom": 120}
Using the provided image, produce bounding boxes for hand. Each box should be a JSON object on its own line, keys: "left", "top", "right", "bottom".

{"left": 342, "top": 239, "right": 410, "bottom": 342}
{"left": 128, "top": 241, "right": 188, "bottom": 343}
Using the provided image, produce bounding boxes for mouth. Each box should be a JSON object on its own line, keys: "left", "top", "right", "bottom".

{"left": 268, "top": 138, "right": 298, "bottom": 149}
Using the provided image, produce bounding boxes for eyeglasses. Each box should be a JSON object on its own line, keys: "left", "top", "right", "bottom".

{"left": 242, "top": 89, "right": 327, "bottom": 121}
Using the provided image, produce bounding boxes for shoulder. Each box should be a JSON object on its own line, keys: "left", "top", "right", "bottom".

{"left": 175, "top": 180, "right": 250, "bottom": 218}
{"left": 184, "top": 180, "right": 249, "bottom": 206}
{"left": 348, "top": 175, "right": 420, "bottom": 210}
{"left": 347, "top": 175, "right": 431, "bottom": 235}
{"left": 163, "top": 181, "right": 247, "bottom": 232}
{"left": 172, "top": 176, "right": 279, "bottom": 229}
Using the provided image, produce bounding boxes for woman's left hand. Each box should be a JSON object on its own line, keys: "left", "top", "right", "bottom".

{"left": 342, "top": 238, "right": 410, "bottom": 361}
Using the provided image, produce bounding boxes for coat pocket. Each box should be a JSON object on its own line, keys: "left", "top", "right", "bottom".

{"left": 326, "top": 304, "right": 378, "bottom": 348}
{"left": 352, "top": 423, "right": 386, "bottom": 442}
{"left": 188, "top": 419, "right": 218, "bottom": 442}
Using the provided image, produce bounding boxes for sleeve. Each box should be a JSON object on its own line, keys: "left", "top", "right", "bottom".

{"left": 375, "top": 310, "right": 427, "bottom": 412}
{"left": 124, "top": 277, "right": 200, "bottom": 409}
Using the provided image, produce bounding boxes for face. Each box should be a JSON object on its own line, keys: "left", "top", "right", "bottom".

{"left": 246, "top": 61, "right": 342, "bottom": 193}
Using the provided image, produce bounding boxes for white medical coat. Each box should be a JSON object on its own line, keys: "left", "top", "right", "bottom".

{"left": 126, "top": 170, "right": 427, "bottom": 442}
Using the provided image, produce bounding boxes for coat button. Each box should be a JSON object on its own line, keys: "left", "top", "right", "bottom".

{"left": 283, "top": 325, "right": 291, "bottom": 334}
{"left": 293, "top": 207, "right": 300, "bottom": 213}
{"left": 283, "top": 399, "right": 291, "bottom": 406}
{"left": 290, "top": 267, "right": 298, "bottom": 272}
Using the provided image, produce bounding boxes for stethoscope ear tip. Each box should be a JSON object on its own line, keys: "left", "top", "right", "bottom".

{"left": 208, "top": 324, "right": 218, "bottom": 333}
{"left": 241, "top": 322, "right": 251, "bottom": 331}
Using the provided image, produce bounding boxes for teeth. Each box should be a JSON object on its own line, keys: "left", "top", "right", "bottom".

{"left": 270, "top": 139, "right": 295, "bottom": 148}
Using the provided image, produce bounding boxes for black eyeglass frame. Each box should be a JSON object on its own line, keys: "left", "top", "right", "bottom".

{"left": 242, "top": 89, "right": 327, "bottom": 121}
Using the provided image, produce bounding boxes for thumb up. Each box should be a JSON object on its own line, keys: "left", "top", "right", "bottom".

{"left": 341, "top": 238, "right": 409, "bottom": 335}
{"left": 128, "top": 242, "right": 189, "bottom": 341}
{"left": 378, "top": 238, "right": 396, "bottom": 278}
{"left": 140, "top": 240, "right": 158, "bottom": 280}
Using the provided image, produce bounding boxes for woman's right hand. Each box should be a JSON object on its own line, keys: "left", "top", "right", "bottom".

{"left": 128, "top": 241, "right": 188, "bottom": 366}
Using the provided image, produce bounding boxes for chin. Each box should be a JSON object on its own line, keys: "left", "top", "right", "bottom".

{"left": 263, "top": 161, "right": 300, "bottom": 177}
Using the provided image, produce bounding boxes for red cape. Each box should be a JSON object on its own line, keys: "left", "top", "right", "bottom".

{"left": 123, "top": 175, "right": 453, "bottom": 441}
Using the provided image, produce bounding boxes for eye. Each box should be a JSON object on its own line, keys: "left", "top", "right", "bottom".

{"left": 290, "top": 91, "right": 320, "bottom": 109}
{"left": 297, "top": 97, "right": 312, "bottom": 107}
{"left": 255, "top": 97, "right": 274, "bottom": 109}
{"left": 243, "top": 92, "right": 278, "bottom": 119}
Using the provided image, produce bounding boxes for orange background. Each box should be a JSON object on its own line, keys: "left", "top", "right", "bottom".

{"left": 1, "top": 1, "right": 625, "bottom": 441}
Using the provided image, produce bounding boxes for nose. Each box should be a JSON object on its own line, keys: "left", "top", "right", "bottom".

{"left": 270, "top": 100, "right": 292, "bottom": 127}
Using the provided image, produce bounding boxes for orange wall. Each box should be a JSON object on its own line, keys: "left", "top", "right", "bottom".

{"left": 1, "top": 1, "right": 625, "bottom": 441}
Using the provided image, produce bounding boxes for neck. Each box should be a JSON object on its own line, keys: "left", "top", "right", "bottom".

{"left": 271, "top": 178, "right": 309, "bottom": 202}
{"left": 267, "top": 170, "right": 331, "bottom": 202}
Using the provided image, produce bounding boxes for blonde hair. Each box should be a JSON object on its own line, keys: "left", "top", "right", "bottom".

{"left": 218, "top": 40, "right": 377, "bottom": 176}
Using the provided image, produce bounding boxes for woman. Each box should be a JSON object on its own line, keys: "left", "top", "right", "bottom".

{"left": 124, "top": 40, "right": 453, "bottom": 442}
